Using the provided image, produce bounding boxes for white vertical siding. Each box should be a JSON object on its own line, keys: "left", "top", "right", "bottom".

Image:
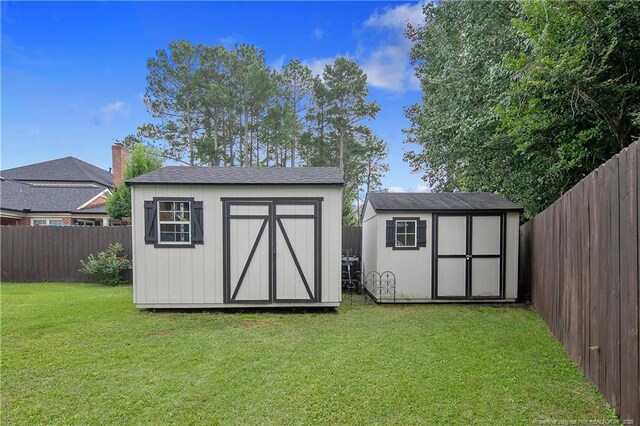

{"left": 375, "top": 212, "right": 433, "bottom": 299}
{"left": 131, "top": 184, "right": 342, "bottom": 307}
{"left": 366, "top": 209, "right": 519, "bottom": 302}
{"left": 317, "top": 186, "right": 342, "bottom": 304}
{"left": 504, "top": 211, "right": 520, "bottom": 299}
{"left": 361, "top": 202, "right": 378, "bottom": 285}
{"left": 275, "top": 218, "right": 316, "bottom": 300}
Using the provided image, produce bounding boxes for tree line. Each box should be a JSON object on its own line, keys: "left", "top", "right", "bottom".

{"left": 405, "top": 0, "right": 640, "bottom": 218}
{"left": 126, "top": 41, "right": 388, "bottom": 224}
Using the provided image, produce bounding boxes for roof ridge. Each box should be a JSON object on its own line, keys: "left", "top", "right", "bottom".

{"left": 127, "top": 165, "right": 344, "bottom": 185}
{"left": 1, "top": 156, "right": 113, "bottom": 187}
{"left": 366, "top": 191, "right": 523, "bottom": 211}
{"left": 1, "top": 156, "right": 73, "bottom": 172}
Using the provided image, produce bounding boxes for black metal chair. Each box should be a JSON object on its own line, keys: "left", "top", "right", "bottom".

{"left": 341, "top": 250, "right": 362, "bottom": 304}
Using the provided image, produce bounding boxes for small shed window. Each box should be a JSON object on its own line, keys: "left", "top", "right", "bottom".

{"left": 145, "top": 198, "right": 203, "bottom": 247}
{"left": 386, "top": 217, "right": 426, "bottom": 249}
{"left": 158, "top": 201, "right": 191, "bottom": 244}
{"left": 395, "top": 220, "right": 416, "bottom": 247}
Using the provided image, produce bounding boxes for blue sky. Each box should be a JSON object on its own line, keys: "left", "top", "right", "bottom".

{"left": 1, "top": 1, "right": 428, "bottom": 193}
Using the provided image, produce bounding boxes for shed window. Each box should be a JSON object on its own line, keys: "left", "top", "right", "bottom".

{"left": 158, "top": 201, "right": 191, "bottom": 244}
{"left": 145, "top": 198, "right": 203, "bottom": 247}
{"left": 395, "top": 220, "right": 416, "bottom": 247}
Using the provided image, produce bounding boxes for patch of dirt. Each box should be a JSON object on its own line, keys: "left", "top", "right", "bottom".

{"left": 149, "top": 331, "right": 173, "bottom": 337}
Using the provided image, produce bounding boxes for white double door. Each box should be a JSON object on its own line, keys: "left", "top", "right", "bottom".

{"left": 224, "top": 199, "right": 320, "bottom": 303}
{"left": 435, "top": 214, "right": 503, "bottom": 299}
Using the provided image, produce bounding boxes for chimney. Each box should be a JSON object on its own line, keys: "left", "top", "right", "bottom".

{"left": 111, "top": 143, "right": 129, "bottom": 188}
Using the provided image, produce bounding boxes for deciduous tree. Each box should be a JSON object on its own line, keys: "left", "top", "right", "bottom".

{"left": 404, "top": 0, "right": 640, "bottom": 218}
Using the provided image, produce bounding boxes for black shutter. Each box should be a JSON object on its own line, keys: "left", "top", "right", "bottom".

{"left": 385, "top": 220, "right": 395, "bottom": 247}
{"left": 192, "top": 201, "right": 204, "bottom": 244}
{"left": 417, "top": 220, "right": 427, "bottom": 247}
{"left": 144, "top": 200, "right": 157, "bottom": 244}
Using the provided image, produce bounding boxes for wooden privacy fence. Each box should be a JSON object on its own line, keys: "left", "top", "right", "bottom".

{"left": 520, "top": 141, "right": 639, "bottom": 423}
{"left": 342, "top": 226, "right": 362, "bottom": 255}
{"left": 1, "top": 226, "right": 133, "bottom": 283}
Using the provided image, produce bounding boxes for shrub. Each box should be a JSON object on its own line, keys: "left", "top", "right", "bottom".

{"left": 79, "top": 243, "right": 132, "bottom": 285}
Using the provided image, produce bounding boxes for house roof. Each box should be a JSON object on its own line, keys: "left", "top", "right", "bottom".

{"left": 74, "top": 205, "right": 109, "bottom": 214}
{"left": 0, "top": 178, "right": 109, "bottom": 213}
{"left": 0, "top": 157, "right": 113, "bottom": 188}
{"left": 126, "top": 166, "right": 344, "bottom": 185}
{"left": 366, "top": 192, "right": 523, "bottom": 212}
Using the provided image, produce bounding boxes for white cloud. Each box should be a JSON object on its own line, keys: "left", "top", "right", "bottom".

{"left": 361, "top": 2, "right": 424, "bottom": 92}
{"left": 97, "top": 101, "right": 128, "bottom": 125}
{"left": 302, "top": 2, "right": 424, "bottom": 93}
{"left": 303, "top": 56, "right": 339, "bottom": 77}
{"left": 364, "top": 3, "right": 424, "bottom": 30}
{"left": 361, "top": 45, "right": 417, "bottom": 92}
{"left": 387, "top": 184, "right": 431, "bottom": 193}
{"left": 388, "top": 186, "right": 406, "bottom": 193}
{"left": 217, "top": 35, "right": 238, "bottom": 48}
{"left": 312, "top": 27, "right": 324, "bottom": 40}
{"left": 270, "top": 54, "right": 287, "bottom": 71}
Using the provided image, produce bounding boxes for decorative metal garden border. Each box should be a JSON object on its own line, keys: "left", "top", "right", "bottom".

{"left": 364, "top": 270, "right": 396, "bottom": 303}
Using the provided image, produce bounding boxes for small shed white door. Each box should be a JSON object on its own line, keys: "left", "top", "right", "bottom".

{"left": 434, "top": 214, "right": 504, "bottom": 299}
{"left": 223, "top": 199, "right": 320, "bottom": 304}
{"left": 226, "top": 203, "right": 271, "bottom": 302}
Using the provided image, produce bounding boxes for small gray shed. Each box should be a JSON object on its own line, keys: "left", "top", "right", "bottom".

{"left": 127, "top": 167, "right": 343, "bottom": 308}
{"left": 361, "top": 192, "right": 523, "bottom": 302}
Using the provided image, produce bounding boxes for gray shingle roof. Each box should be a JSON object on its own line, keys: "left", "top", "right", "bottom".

{"left": 1, "top": 157, "right": 113, "bottom": 188}
{"left": 0, "top": 178, "right": 108, "bottom": 213}
{"left": 127, "top": 166, "right": 344, "bottom": 185}
{"left": 366, "top": 192, "right": 523, "bottom": 212}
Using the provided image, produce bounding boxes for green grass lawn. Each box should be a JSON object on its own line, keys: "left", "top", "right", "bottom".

{"left": 1, "top": 283, "right": 616, "bottom": 425}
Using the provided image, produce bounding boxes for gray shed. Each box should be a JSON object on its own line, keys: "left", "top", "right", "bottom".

{"left": 127, "top": 167, "right": 343, "bottom": 308}
{"left": 361, "top": 192, "right": 523, "bottom": 302}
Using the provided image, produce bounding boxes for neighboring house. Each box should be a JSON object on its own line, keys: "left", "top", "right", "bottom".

{"left": 361, "top": 192, "right": 523, "bottom": 303}
{"left": 0, "top": 144, "right": 129, "bottom": 226}
{"left": 126, "top": 166, "right": 343, "bottom": 308}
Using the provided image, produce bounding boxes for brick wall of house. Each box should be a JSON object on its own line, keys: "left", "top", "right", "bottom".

{"left": 17, "top": 217, "right": 31, "bottom": 226}
{"left": 78, "top": 197, "right": 107, "bottom": 211}
{"left": 1, "top": 216, "right": 76, "bottom": 226}
{"left": 0, "top": 217, "right": 27, "bottom": 226}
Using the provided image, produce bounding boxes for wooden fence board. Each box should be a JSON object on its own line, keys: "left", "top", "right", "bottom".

{"left": 619, "top": 143, "right": 639, "bottom": 422}
{"left": 342, "top": 226, "right": 362, "bottom": 255}
{"left": 521, "top": 141, "right": 640, "bottom": 424}
{"left": 579, "top": 182, "right": 590, "bottom": 374}
{"left": 0, "top": 226, "right": 132, "bottom": 283}
{"left": 605, "top": 157, "right": 621, "bottom": 410}
{"left": 594, "top": 166, "right": 608, "bottom": 396}
{"left": 2, "top": 224, "right": 364, "bottom": 282}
